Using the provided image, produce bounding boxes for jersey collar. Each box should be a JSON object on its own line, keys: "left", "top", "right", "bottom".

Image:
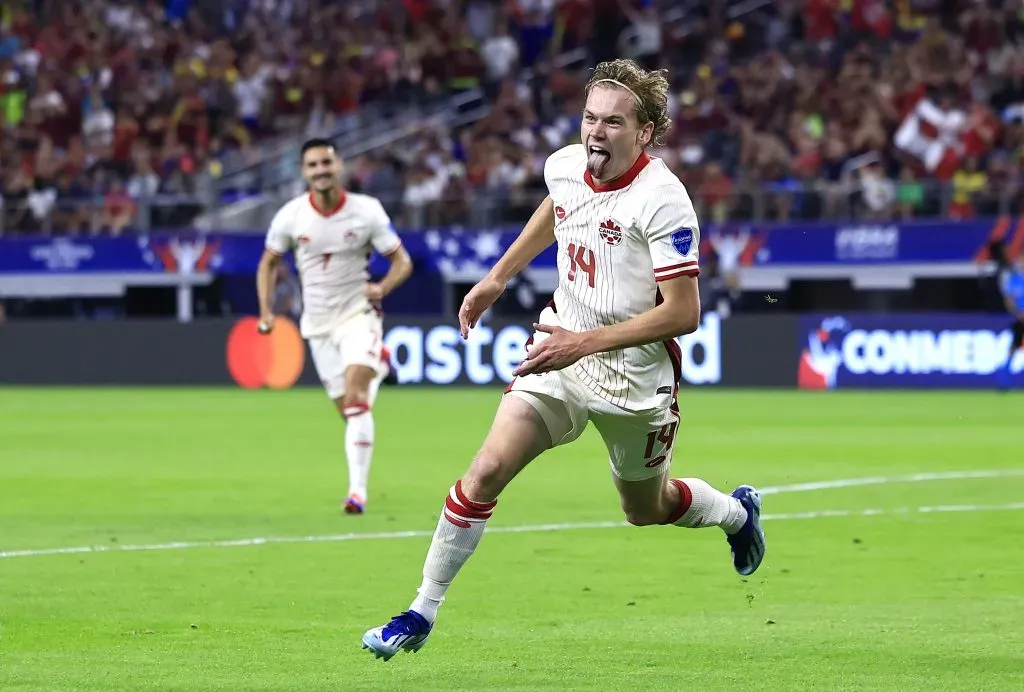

{"left": 584, "top": 152, "right": 651, "bottom": 193}
{"left": 309, "top": 190, "right": 347, "bottom": 217}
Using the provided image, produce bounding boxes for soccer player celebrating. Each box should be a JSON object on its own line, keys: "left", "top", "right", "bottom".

{"left": 997, "top": 252, "right": 1024, "bottom": 391}
{"left": 256, "top": 138, "right": 413, "bottom": 514}
{"left": 362, "top": 60, "right": 765, "bottom": 660}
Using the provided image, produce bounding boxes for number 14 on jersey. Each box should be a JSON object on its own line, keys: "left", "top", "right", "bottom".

{"left": 566, "top": 242, "right": 596, "bottom": 288}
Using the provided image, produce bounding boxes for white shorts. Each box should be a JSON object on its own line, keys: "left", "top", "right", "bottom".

{"left": 506, "top": 309, "right": 680, "bottom": 482}
{"left": 307, "top": 310, "right": 388, "bottom": 400}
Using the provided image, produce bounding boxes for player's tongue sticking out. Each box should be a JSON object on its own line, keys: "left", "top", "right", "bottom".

{"left": 587, "top": 144, "right": 611, "bottom": 178}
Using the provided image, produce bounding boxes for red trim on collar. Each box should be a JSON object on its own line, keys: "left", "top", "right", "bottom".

{"left": 309, "top": 190, "right": 347, "bottom": 217}
{"left": 584, "top": 152, "right": 651, "bottom": 192}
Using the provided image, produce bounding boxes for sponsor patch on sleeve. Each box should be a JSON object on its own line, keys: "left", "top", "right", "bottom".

{"left": 670, "top": 227, "right": 694, "bottom": 256}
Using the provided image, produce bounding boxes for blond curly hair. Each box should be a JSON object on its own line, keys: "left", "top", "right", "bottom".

{"left": 584, "top": 59, "right": 672, "bottom": 146}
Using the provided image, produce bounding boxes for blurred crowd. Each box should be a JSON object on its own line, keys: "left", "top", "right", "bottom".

{"left": 3, "top": 0, "right": 1024, "bottom": 235}
{"left": 354, "top": 0, "right": 1024, "bottom": 227}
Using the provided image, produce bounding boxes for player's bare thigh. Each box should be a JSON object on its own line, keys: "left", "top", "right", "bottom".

{"left": 460, "top": 394, "right": 554, "bottom": 503}
{"left": 592, "top": 406, "right": 680, "bottom": 526}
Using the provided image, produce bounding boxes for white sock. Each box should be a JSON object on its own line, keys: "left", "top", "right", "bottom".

{"left": 668, "top": 478, "right": 747, "bottom": 534}
{"left": 343, "top": 403, "right": 374, "bottom": 500}
{"left": 409, "top": 481, "right": 495, "bottom": 623}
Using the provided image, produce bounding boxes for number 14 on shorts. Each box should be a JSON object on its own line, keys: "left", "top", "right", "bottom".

{"left": 644, "top": 421, "right": 677, "bottom": 469}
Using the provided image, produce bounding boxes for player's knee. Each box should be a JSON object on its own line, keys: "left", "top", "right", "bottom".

{"left": 343, "top": 390, "right": 370, "bottom": 411}
{"left": 620, "top": 493, "right": 671, "bottom": 526}
{"left": 623, "top": 507, "right": 664, "bottom": 526}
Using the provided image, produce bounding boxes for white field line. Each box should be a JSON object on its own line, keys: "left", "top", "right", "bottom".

{"left": 758, "top": 469, "right": 1024, "bottom": 495}
{"left": 2, "top": 469, "right": 1022, "bottom": 561}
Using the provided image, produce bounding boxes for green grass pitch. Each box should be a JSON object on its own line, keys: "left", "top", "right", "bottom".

{"left": 1, "top": 387, "right": 1022, "bottom": 691}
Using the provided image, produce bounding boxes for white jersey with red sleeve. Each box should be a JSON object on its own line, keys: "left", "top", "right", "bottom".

{"left": 543, "top": 143, "right": 701, "bottom": 411}
{"left": 264, "top": 191, "right": 402, "bottom": 338}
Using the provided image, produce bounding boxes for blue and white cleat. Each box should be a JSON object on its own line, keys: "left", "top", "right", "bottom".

{"left": 361, "top": 610, "right": 432, "bottom": 661}
{"left": 727, "top": 485, "right": 766, "bottom": 576}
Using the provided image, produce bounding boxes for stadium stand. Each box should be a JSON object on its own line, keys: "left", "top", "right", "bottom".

{"left": 2, "top": 0, "right": 1024, "bottom": 235}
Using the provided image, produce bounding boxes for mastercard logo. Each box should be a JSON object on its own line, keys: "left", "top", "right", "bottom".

{"left": 226, "top": 316, "right": 305, "bottom": 389}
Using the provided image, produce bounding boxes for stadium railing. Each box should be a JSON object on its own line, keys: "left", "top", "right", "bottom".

{"left": 211, "top": 89, "right": 489, "bottom": 196}
{"left": 207, "top": 46, "right": 592, "bottom": 209}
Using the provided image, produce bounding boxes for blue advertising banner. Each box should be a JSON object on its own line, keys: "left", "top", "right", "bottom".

{"left": 0, "top": 235, "right": 225, "bottom": 274}
{"left": 2, "top": 218, "right": 1018, "bottom": 279}
{"left": 797, "top": 313, "right": 1024, "bottom": 389}
{"left": 712, "top": 217, "right": 1022, "bottom": 266}
{"left": 0, "top": 230, "right": 544, "bottom": 277}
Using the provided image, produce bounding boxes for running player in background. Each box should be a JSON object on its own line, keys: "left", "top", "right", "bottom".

{"left": 256, "top": 138, "right": 413, "bottom": 513}
{"left": 996, "top": 252, "right": 1024, "bottom": 391}
{"left": 362, "top": 59, "right": 764, "bottom": 660}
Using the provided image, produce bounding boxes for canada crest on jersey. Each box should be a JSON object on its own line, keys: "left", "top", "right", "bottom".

{"left": 598, "top": 218, "right": 623, "bottom": 246}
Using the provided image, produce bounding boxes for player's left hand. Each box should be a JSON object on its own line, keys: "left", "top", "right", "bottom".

{"left": 513, "top": 324, "right": 589, "bottom": 377}
{"left": 365, "top": 283, "right": 386, "bottom": 301}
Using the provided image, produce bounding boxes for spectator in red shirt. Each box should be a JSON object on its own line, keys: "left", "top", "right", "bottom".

{"left": 96, "top": 178, "right": 134, "bottom": 236}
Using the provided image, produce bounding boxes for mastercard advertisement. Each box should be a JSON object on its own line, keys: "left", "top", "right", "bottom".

{"left": 0, "top": 315, "right": 791, "bottom": 388}
{"left": 225, "top": 316, "right": 306, "bottom": 389}
{"left": 221, "top": 312, "right": 726, "bottom": 390}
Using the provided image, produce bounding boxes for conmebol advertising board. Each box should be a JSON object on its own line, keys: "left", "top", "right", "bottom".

{"left": 798, "top": 314, "right": 1024, "bottom": 389}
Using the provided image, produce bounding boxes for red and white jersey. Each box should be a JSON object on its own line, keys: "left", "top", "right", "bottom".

{"left": 545, "top": 144, "right": 700, "bottom": 411}
{"left": 265, "top": 191, "right": 402, "bottom": 338}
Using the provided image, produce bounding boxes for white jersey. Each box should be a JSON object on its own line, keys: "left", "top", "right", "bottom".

{"left": 265, "top": 191, "right": 402, "bottom": 338}
{"left": 545, "top": 144, "right": 701, "bottom": 411}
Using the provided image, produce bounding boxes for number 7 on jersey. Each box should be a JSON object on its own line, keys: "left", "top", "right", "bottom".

{"left": 566, "top": 242, "right": 596, "bottom": 288}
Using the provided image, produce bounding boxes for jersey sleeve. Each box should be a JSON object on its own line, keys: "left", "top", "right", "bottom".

{"left": 265, "top": 203, "right": 295, "bottom": 256}
{"left": 543, "top": 144, "right": 583, "bottom": 196}
{"left": 644, "top": 186, "right": 701, "bottom": 281}
{"left": 543, "top": 151, "right": 559, "bottom": 194}
{"left": 368, "top": 200, "right": 402, "bottom": 255}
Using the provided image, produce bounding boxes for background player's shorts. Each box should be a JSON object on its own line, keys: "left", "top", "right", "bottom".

{"left": 307, "top": 310, "right": 387, "bottom": 400}
{"left": 507, "top": 307, "right": 680, "bottom": 482}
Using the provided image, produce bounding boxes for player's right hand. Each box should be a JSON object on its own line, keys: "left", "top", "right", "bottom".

{"left": 257, "top": 313, "right": 275, "bottom": 334}
{"left": 459, "top": 276, "right": 505, "bottom": 339}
